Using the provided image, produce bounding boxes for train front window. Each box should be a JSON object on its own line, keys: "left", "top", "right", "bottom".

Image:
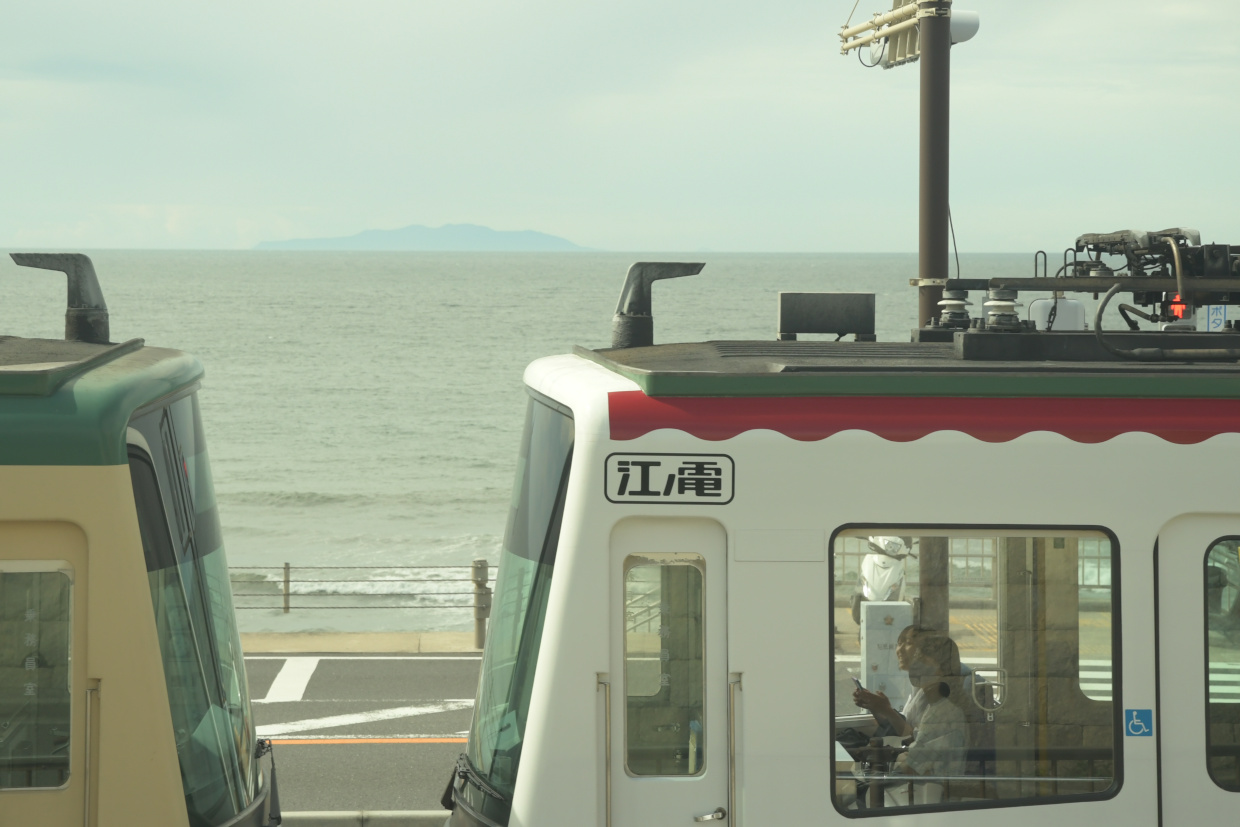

{"left": 1205, "top": 539, "right": 1240, "bottom": 791}
{"left": 461, "top": 395, "right": 573, "bottom": 824}
{"left": 129, "top": 393, "right": 257, "bottom": 827}
{"left": 831, "top": 528, "right": 1119, "bottom": 814}
{"left": 0, "top": 563, "right": 72, "bottom": 790}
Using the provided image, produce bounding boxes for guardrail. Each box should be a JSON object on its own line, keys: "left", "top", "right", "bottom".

{"left": 229, "top": 560, "right": 492, "bottom": 649}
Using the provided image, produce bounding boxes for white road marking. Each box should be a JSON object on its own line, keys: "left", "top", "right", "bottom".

{"left": 245, "top": 655, "right": 482, "bottom": 661}
{"left": 262, "top": 657, "right": 321, "bottom": 703}
{"left": 254, "top": 698, "right": 474, "bottom": 705}
{"left": 269, "top": 732, "right": 471, "bottom": 740}
{"left": 256, "top": 700, "right": 474, "bottom": 737}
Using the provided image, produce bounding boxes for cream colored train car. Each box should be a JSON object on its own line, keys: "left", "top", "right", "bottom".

{"left": 0, "top": 254, "right": 274, "bottom": 827}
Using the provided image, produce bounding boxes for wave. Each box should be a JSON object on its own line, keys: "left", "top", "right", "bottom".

{"left": 218, "top": 489, "right": 507, "bottom": 509}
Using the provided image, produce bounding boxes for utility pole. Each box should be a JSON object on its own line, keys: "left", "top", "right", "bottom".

{"left": 840, "top": 0, "right": 976, "bottom": 328}
{"left": 917, "top": 1, "right": 953, "bottom": 623}
{"left": 917, "top": 0, "right": 952, "bottom": 328}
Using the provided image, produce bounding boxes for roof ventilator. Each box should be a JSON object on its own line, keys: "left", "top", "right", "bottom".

{"left": 611, "top": 262, "right": 704, "bottom": 349}
{"left": 10, "top": 253, "right": 111, "bottom": 344}
{"left": 777, "top": 292, "right": 876, "bottom": 341}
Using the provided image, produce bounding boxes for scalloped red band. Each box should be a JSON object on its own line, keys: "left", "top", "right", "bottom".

{"left": 608, "top": 390, "right": 1240, "bottom": 444}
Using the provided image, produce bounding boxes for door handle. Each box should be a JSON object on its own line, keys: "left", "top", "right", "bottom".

{"left": 694, "top": 807, "right": 727, "bottom": 822}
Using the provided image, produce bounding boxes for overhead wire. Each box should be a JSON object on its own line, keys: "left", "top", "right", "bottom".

{"left": 844, "top": 0, "right": 862, "bottom": 28}
{"left": 948, "top": 205, "right": 960, "bottom": 279}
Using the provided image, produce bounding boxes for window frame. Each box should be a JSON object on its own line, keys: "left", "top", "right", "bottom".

{"left": 1202, "top": 536, "right": 1240, "bottom": 793}
{"left": 828, "top": 522, "right": 1124, "bottom": 817}
{"left": 622, "top": 552, "right": 708, "bottom": 778}
{"left": 0, "top": 559, "right": 75, "bottom": 792}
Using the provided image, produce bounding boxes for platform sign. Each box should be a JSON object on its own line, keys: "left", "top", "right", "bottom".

{"left": 605, "top": 453, "right": 734, "bottom": 505}
{"left": 1125, "top": 708, "right": 1153, "bottom": 736}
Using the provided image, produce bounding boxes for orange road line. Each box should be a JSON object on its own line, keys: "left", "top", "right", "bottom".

{"left": 269, "top": 737, "right": 467, "bottom": 745}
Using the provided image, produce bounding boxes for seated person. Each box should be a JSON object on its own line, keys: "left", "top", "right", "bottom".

{"left": 852, "top": 624, "right": 926, "bottom": 737}
{"left": 853, "top": 626, "right": 983, "bottom": 737}
{"left": 886, "top": 634, "right": 968, "bottom": 806}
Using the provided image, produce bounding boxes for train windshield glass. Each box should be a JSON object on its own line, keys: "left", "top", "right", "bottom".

{"left": 129, "top": 394, "right": 257, "bottom": 827}
{"left": 831, "top": 528, "right": 1119, "bottom": 813}
{"left": 463, "top": 396, "right": 573, "bottom": 821}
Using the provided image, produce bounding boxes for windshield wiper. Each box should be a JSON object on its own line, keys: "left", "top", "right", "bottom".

{"left": 456, "top": 753, "right": 509, "bottom": 802}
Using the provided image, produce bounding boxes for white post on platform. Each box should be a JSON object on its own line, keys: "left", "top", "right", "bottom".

{"left": 472, "top": 559, "right": 491, "bottom": 650}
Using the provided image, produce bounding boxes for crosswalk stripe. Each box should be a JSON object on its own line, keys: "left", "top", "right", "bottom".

{"left": 262, "top": 657, "right": 321, "bottom": 703}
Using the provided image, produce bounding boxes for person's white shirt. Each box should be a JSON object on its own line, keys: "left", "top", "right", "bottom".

{"left": 887, "top": 697, "right": 968, "bottom": 807}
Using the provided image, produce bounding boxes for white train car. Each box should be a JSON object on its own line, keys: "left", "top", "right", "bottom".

{"left": 446, "top": 251, "right": 1240, "bottom": 826}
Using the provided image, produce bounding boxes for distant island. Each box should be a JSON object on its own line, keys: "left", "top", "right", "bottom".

{"left": 254, "top": 223, "right": 586, "bottom": 252}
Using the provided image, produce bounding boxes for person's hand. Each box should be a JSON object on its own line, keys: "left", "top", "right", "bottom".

{"left": 853, "top": 687, "right": 894, "bottom": 717}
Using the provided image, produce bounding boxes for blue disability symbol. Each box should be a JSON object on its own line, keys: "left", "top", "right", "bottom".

{"left": 1126, "top": 709, "right": 1153, "bottom": 737}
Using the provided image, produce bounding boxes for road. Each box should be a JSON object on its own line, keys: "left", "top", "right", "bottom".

{"left": 244, "top": 654, "right": 480, "bottom": 811}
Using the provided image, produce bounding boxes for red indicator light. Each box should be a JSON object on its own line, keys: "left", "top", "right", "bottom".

{"left": 1169, "top": 294, "right": 1185, "bottom": 319}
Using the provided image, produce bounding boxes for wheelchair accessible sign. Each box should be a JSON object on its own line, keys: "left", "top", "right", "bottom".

{"left": 1126, "top": 709, "right": 1153, "bottom": 737}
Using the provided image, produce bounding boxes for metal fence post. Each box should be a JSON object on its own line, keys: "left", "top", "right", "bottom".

{"left": 472, "top": 559, "right": 491, "bottom": 650}
{"left": 283, "top": 562, "right": 291, "bottom": 614}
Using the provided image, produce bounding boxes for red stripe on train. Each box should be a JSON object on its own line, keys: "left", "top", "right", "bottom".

{"left": 607, "top": 391, "right": 1240, "bottom": 444}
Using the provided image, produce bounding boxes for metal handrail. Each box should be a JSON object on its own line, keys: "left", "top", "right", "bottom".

{"left": 598, "top": 674, "right": 612, "bottom": 827}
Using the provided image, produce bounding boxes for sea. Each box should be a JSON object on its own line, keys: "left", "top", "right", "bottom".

{"left": 1, "top": 250, "right": 1055, "bottom": 632}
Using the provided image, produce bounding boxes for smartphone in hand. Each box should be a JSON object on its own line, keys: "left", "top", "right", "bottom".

{"left": 851, "top": 676, "right": 865, "bottom": 691}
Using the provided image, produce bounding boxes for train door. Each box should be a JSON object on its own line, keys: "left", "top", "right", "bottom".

{"left": 1156, "top": 514, "right": 1240, "bottom": 821}
{"left": 0, "top": 523, "right": 91, "bottom": 826}
{"left": 609, "top": 518, "right": 729, "bottom": 826}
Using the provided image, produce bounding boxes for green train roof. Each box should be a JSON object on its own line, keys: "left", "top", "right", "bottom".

{"left": 577, "top": 334, "right": 1240, "bottom": 398}
{"left": 0, "top": 336, "right": 203, "bottom": 465}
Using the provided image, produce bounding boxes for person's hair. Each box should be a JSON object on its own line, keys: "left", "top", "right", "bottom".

{"left": 913, "top": 634, "right": 963, "bottom": 702}
{"left": 897, "top": 625, "right": 925, "bottom": 645}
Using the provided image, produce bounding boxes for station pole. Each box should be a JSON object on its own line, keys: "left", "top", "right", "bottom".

{"left": 917, "top": 0, "right": 952, "bottom": 327}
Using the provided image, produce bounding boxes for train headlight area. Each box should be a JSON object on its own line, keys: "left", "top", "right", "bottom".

{"left": 446, "top": 249, "right": 1240, "bottom": 826}
{"left": 0, "top": 254, "right": 273, "bottom": 827}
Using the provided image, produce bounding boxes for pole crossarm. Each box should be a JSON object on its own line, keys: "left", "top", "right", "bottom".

{"left": 840, "top": 16, "right": 919, "bottom": 53}
{"left": 839, "top": 1, "right": 918, "bottom": 41}
{"left": 839, "top": 1, "right": 954, "bottom": 55}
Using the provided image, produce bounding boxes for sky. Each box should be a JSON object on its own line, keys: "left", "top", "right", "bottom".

{"left": 1, "top": 0, "right": 1236, "bottom": 252}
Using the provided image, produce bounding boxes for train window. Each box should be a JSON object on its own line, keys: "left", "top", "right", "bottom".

{"left": 129, "top": 394, "right": 258, "bottom": 826}
{"left": 624, "top": 553, "right": 705, "bottom": 777}
{"left": 1205, "top": 539, "right": 1240, "bottom": 791}
{"left": 0, "top": 562, "right": 72, "bottom": 790}
{"left": 461, "top": 395, "right": 573, "bottom": 825}
{"left": 831, "top": 528, "right": 1119, "bottom": 814}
